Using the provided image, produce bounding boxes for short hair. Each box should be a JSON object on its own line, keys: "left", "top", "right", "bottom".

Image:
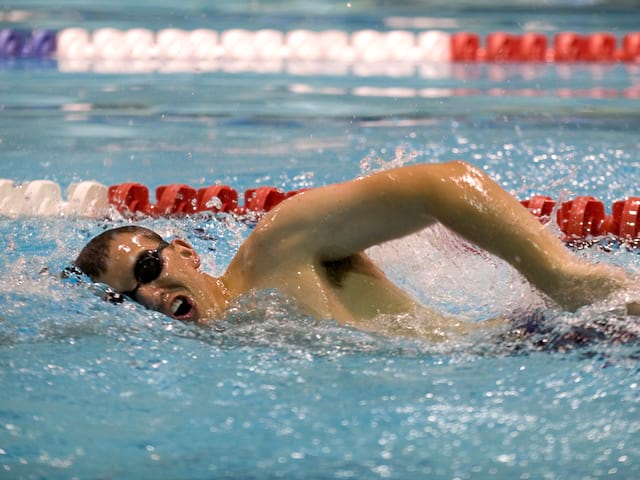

{"left": 74, "top": 226, "right": 164, "bottom": 280}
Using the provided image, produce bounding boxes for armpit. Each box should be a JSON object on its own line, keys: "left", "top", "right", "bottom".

{"left": 321, "top": 253, "right": 383, "bottom": 288}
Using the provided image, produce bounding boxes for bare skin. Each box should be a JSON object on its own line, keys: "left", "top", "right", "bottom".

{"left": 94, "top": 161, "right": 632, "bottom": 340}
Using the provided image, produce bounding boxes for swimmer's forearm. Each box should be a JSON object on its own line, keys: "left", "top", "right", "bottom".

{"left": 418, "top": 162, "right": 628, "bottom": 309}
{"left": 418, "top": 161, "right": 573, "bottom": 280}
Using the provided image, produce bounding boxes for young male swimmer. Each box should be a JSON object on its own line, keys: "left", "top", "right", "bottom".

{"left": 74, "top": 161, "right": 635, "bottom": 340}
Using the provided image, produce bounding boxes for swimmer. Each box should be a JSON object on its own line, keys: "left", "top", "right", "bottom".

{"left": 74, "top": 161, "right": 635, "bottom": 340}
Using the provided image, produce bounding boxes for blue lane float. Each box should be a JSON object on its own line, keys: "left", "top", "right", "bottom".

{"left": 0, "top": 29, "right": 56, "bottom": 58}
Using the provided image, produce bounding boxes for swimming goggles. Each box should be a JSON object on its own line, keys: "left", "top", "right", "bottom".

{"left": 122, "top": 240, "right": 171, "bottom": 300}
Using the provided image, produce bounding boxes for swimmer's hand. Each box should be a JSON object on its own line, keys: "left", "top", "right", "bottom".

{"left": 585, "top": 266, "right": 640, "bottom": 317}
{"left": 549, "top": 262, "right": 640, "bottom": 315}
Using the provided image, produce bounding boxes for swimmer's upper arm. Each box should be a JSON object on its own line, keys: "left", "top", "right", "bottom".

{"left": 252, "top": 162, "right": 459, "bottom": 260}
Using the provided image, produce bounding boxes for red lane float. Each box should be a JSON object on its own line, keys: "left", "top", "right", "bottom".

{"left": 587, "top": 33, "right": 617, "bottom": 62}
{"left": 557, "top": 196, "right": 607, "bottom": 237}
{"left": 108, "top": 182, "right": 151, "bottom": 215}
{"left": 611, "top": 197, "right": 640, "bottom": 238}
{"left": 553, "top": 32, "right": 589, "bottom": 62}
{"left": 243, "top": 186, "right": 288, "bottom": 214}
{"left": 520, "top": 33, "right": 548, "bottom": 62}
{"left": 523, "top": 195, "right": 609, "bottom": 238}
{"left": 485, "top": 32, "right": 524, "bottom": 62}
{"left": 155, "top": 184, "right": 198, "bottom": 215}
{"left": 520, "top": 195, "right": 555, "bottom": 218}
{"left": 197, "top": 185, "right": 238, "bottom": 213}
{"left": 451, "top": 32, "right": 480, "bottom": 62}
{"left": 107, "top": 182, "right": 303, "bottom": 217}
{"left": 521, "top": 195, "right": 640, "bottom": 239}
{"left": 622, "top": 33, "right": 640, "bottom": 62}
{"left": 451, "top": 31, "right": 640, "bottom": 62}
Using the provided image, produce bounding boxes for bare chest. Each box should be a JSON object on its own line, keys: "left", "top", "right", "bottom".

{"left": 245, "top": 254, "right": 418, "bottom": 325}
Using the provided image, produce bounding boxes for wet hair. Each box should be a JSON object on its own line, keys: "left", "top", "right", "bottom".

{"left": 74, "top": 226, "right": 165, "bottom": 280}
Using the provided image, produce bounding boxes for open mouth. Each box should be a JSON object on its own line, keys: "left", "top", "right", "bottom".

{"left": 169, "top": 295, "right": 196, "bottom": 321}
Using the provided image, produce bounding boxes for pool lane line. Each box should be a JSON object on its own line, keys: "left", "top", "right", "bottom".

{"left": 2, "top": 178, "right": 640, "bottom": 241}
{"left": 1, "top": 28, "right": 639, "bottom": 63}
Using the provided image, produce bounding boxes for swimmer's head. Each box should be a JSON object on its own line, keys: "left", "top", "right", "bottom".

{"left": 75, "top": 226, "right": 228, "bottom": 324}
{"left": 75, "top": 226, "right": 163, "bottom": 280}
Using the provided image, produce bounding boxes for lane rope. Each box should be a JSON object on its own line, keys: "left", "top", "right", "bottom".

{"left": 0, "top": 28, "right": 639, "bottom": 63}
{"left": 2, "top": 178, "right": 640, "bottom": 240}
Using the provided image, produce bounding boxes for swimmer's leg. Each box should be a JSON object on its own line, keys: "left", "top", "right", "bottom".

{"left": 422, "top": 161, "right": 630, "bottom": 311}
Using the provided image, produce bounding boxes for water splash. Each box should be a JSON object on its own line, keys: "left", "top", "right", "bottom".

{"left": 359, "top": 146, "right": 418, "bottom": 175}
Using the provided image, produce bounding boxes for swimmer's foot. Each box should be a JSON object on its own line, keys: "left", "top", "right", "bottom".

{"left": 550, "top": 262, "right": 631, "bottom": 312}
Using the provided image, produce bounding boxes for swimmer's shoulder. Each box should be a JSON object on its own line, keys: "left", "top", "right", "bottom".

{"left": 222, "top": 221, "right": 310, "bottom": 289}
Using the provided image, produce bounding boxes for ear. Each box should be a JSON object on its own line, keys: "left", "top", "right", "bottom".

{"left": 170, "top": 239, "right": 201, "bottom": 269}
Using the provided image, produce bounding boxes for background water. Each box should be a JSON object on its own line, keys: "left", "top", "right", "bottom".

{"left": 1, "top": 1, "right": 640, "bottom": 479}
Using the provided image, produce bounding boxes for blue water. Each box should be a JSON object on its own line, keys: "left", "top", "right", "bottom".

{"left": 2, "top": 1, "right": 640, "bottom": 479}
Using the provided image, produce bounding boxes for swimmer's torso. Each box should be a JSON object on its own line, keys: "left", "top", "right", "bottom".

{"left": 225, "top": 236, "right": 471, "bottom": 339}
{"left": 265, "top": 253, "right": 418, "bottom": 325}
{"left": 227, "top": 243, "right": 415, "bottom": 323}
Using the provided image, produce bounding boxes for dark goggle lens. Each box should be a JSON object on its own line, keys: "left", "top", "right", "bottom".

{"left": 134, "top": 250, "right": 164, "bottom": 284}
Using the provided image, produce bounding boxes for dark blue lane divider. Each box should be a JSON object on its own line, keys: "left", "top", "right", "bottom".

{"left": 0, "top": 29, "right": 57, "bottom": 58}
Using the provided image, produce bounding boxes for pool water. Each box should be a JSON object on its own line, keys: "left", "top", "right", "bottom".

{"left": 2, "top": 1, "right": 640, "bottom": 479}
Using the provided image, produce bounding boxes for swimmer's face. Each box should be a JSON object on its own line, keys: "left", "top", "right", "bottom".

{"left": 95, "top": 232, "right": 226, "bottom": 324}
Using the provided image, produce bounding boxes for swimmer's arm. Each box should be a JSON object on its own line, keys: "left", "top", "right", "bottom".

{"left": 259, "top": 160, "right": 563, "bottom": 266}
{"left": 254, "top": 160, "right": 628, "bottom": 310}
